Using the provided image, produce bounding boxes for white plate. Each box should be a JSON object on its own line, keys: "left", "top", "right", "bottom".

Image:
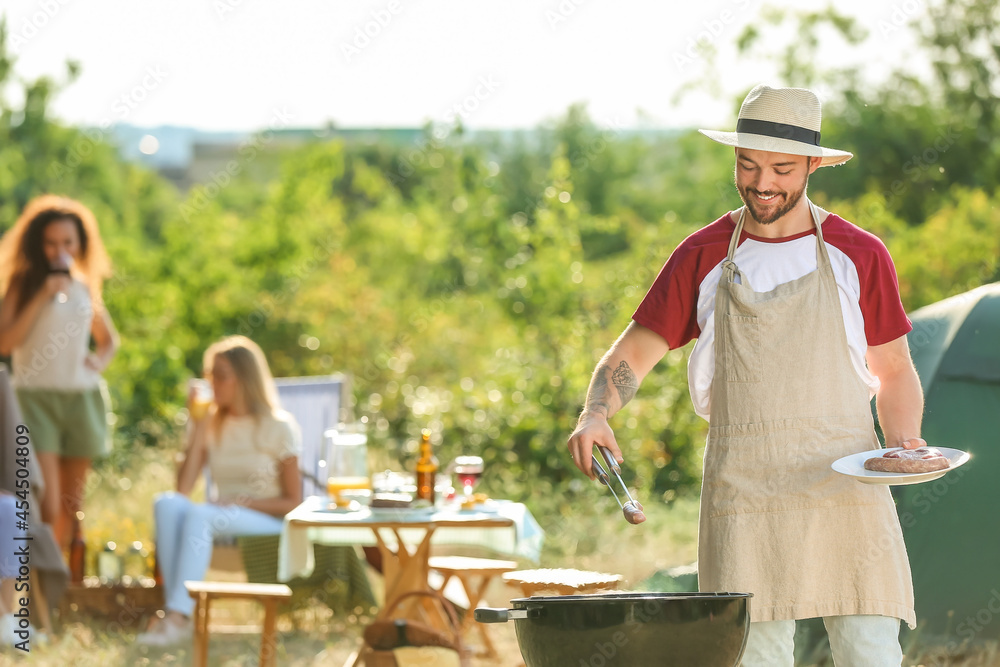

{"left": 831, "top": 447, "right": 971, "bottom": 486}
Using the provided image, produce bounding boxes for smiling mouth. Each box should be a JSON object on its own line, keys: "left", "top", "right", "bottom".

{"left": 751, "top": 191, "right": 782, "bottom": 203}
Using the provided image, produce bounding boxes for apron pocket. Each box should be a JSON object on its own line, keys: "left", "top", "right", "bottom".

{"left": 724, "top": 315, "right": 762, "bottom": 383}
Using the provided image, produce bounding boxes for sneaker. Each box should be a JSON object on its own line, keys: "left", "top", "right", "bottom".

{"left": 0, "top": 614, "right": 42, "bottom": 647}
{"left": 136, "top": 616, "right": 192, "bottom": 647}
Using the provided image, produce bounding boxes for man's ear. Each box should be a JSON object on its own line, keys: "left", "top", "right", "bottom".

{"left": 808, "top": 156, "right": 822, "bottom": 174}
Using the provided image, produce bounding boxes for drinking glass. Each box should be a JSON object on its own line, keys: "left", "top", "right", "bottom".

{"left": 50, "top": 250, "right": 73, "bottom": 303}
{"left": 188, "top": 379, "right": 213, "bottom": 420}
{"left": 453, "top": 455, "right": 484, "bottom": 505}
{"left": 325, "top": 423, "right": 370, "bottom": 508}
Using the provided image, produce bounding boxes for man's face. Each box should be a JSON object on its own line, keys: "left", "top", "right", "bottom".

{"left": 734, "top": 148, "right": 819, "bottom": 224}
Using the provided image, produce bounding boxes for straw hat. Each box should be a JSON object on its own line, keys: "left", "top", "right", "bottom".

{"left": 699, "top": 84, "right": 853, "bottom": 167}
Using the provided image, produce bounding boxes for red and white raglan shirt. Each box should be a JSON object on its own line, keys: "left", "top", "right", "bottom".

{"left": 633, "top": 210, "right": 912, "bottom": 420}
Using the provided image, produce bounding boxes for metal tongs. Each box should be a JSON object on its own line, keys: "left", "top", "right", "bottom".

{"left": 591, "top": 446, "right": 646, "bottom": 524}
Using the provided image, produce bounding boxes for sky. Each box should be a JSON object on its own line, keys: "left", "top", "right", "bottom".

{"left": 3, "top": 0, "right": 925, "bottom": 133}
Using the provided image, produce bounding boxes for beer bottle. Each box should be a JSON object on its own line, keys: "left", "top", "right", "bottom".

{"left": 153, "top": 548, "right": 164, "bottom": 588}
{"left": 69, "top": 513, "right": 86, "bottom": 584}
{"left": 415, "top": 428, "right": 438, "bottom": 503}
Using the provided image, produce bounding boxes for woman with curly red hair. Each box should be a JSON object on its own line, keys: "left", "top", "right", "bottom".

{"left": 0, "top": 195, "right": 120, "bottom": 548}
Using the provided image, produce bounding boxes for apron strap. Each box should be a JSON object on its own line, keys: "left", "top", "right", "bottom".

{"left": 808, "top": 199, "right": 833, "bottom": 272}
{"left": 725, "top": 199, "right": 832, "bottom": 282}
{"left": 726, "top": 207, "right": 747, "bottom": 262}
{"left": 722, "top": 207, "right": 747, "bottom": 285}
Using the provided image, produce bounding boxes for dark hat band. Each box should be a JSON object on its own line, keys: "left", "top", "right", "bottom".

{"left": 736, "top": 118, "right": 820, "bottom": 146}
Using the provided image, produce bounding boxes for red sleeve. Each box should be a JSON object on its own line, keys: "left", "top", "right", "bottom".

{"left": 828, "top": 216, "right": 912, "bottom": 346}
{"left": 859, "top": 240, "right": 912, "bottom": 345}
{"left": 632, "top": 216, "right": 733, "bottom": 349}
{"left": 632, "top": 246, "right": 701, "bottom": 350}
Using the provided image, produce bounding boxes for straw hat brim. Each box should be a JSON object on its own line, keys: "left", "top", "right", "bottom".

{"left": 698, "top": 129, "right": 853, "bottom": 167}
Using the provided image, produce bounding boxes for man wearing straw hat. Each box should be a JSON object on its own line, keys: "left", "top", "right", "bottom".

{"left": 568, "top": 84, "right": 922, "bottom": 664}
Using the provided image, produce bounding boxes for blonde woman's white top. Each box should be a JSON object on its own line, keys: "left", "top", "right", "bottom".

{"left": 206, "top": 410, "right": 302, "bottom": 500}
{"left": 11, "top": 279, "right": 101, "bottom": 391}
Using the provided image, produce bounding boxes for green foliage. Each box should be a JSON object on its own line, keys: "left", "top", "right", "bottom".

{"left": 730, "top": 0, "right": 1000, "bottom": 226}
{"left": 834, "top": 187, "right": 1000, "bottom": 310}
{"left": 132, "top": 111, "right": 716, "bottom": 508}
{"left": 3, "top": 1, "right": 1000, "bottom": 520}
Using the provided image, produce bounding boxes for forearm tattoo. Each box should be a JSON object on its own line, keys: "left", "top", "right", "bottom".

{"left": 585, "top": 360, "right": 639, "bottom": 419}
{"left": 611, "top": 361, "right": 638, "bottom": 405}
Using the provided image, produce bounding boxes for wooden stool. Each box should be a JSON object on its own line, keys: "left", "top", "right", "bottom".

{"left": 184, "top": 580, "right": 292, "bottom": 667}
{"left": 503, "top": 568, "right": 623, "bottom": 597}
{"left": 428, "top": 556, "right": 518, "bottom": 659}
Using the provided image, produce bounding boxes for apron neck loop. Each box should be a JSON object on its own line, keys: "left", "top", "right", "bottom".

{"left": 726, "top": 207, "right": 747, "bottom": 263}
{"left": 808, "top": 198, "right": 824, "bottom": 243}
{"left": 807, "top": 199, "right": 833, "bottom": 269}
{"left": 722, "top": 200, "right": 830, "bottom": 286}
{"left": 728, "top": 199, "right": 829, "bottom": 262}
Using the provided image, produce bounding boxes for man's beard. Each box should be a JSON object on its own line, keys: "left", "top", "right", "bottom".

{"left": 736, "top": 174, "right": 808, "bottom": 225}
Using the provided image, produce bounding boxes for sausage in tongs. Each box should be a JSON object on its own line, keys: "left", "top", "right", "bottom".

{"left": 591, "top": 447, "right": 646, "bottom": 525}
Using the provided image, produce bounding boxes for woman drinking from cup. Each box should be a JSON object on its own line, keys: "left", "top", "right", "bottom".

{"left": 138, "top": 335, "right": 302, "bottom": 645}
{"left": 0, "top": 195, "right": 118, "bottom": 549}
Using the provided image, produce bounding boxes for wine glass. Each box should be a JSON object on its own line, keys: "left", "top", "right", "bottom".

{"left": 50, "top": 250, "right": 73, "bottom": 303}
{"left": 453, "top": 455, "right": 484, "bottom": 506}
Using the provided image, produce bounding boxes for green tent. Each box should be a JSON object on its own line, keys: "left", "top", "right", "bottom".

{"left": 893, "top": 282, "right": 1000, "bottom": 640}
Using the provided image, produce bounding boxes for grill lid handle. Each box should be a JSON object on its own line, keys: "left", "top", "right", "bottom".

{"left": 474, "top": 607, "right": 531, "bottom": 623}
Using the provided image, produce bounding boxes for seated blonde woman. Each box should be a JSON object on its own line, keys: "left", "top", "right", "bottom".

{"left": 138, "top": 336, "right": 302, "bottom": 645}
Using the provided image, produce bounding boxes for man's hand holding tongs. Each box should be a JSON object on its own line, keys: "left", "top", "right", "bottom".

{"left": 567, "top": 410, "right": 623, "bottom": 481}
{"left": 568, "top": 323, "right": 669, "bottom": 524}
{"left": 568, "top": 412, "right": 645, "bottom": 524}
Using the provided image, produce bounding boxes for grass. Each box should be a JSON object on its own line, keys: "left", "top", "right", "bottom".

{"left": 3, "top": 446, "right": 998, "bottom": 666}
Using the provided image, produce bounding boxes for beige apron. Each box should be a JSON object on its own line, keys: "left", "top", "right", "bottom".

{"left": 698, "top": 201, "right": 916, "bottom": 628}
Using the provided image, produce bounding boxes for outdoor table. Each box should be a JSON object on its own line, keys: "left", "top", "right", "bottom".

{"left": 278, "top": 495, "right": 543, "bottom": 666}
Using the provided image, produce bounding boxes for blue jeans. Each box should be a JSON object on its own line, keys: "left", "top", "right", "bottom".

{"left": 153, "top": 491, "right": 283, "bottom": 616}
{"left": 0, "top": 494, "right": 27, "bottom": 579}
